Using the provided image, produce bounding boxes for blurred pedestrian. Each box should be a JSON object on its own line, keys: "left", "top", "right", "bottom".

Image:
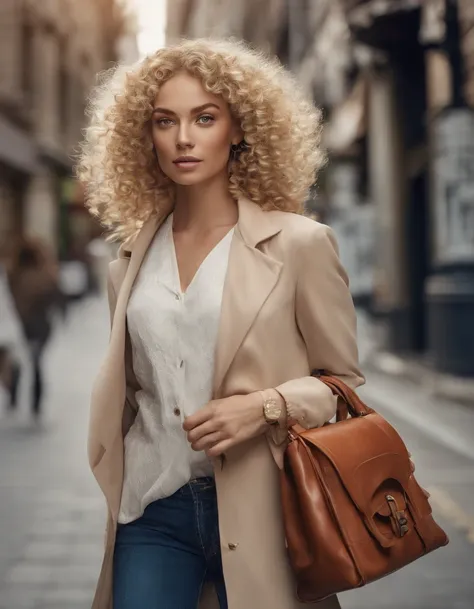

{"left": 0, "top": 241, "right": 24, "bottom": 412}
{"left": 8, "top": 238, "right": 60, "bottom": 420}
{"left": 78, "top": 39, "right": 364, "bottom": 609}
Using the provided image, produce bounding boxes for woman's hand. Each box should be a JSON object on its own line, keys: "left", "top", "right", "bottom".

{"left": 183, "top": 392, "right": 275, "bottom": 458}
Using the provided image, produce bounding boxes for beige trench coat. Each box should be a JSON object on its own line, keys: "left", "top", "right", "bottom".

{"left": 88, "top": 196, "right": 365, "bottom": 609}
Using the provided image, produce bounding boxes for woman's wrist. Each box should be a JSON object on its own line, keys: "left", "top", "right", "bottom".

{"left": 253, "top": 389, "right": 287, "bottom": 425}
{"left": 246, "top": 388, "right": 299, "bottom": 433}
{"left": 243, "top": 391, "right": 268, "bottom": 434}
{"left": 270, "top": 388, "right": 300, "bottom": 427}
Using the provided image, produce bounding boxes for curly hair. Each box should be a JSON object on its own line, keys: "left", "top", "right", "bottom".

{"left": 76, "top": 38, "right": 325, "bottom": 242}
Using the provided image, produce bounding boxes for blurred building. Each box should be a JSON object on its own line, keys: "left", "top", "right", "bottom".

{"left": 0, "top": 0, "right": 136, "bottom": 261}
{"left": 167, "top": 0, "right": 286, "bottom": 55}
{"left": 321, "top": 0, "right": 474, "bottom": 376}
{"left": 166, "top": 0, "right": 474, "bottom": 380}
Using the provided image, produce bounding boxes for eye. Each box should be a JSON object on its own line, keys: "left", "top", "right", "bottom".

{"left": 154, "top": 117, "right": 174, "bottom": 127}
{"left": 197, "top": 114, "right": 215, "bottom": 125}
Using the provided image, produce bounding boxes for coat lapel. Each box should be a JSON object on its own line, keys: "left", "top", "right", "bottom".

{"left": 110, "top": 200, "right": 174, "bottom": 333}
{"left": 92, "top": 209, "right": 171, "bottom": 456}
{"left": 213, "top": 197, "right": 283, "bottom": 396}
{"left": 111, "top": 217, "right": 161, "bottom": 326}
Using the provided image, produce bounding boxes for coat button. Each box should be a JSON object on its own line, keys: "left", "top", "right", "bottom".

{"left": 228, "top": 542, "right": 238, "bottom": 550}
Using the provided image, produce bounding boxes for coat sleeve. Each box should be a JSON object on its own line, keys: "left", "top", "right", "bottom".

{"left": 274, "top": 223, "right": 365, "bottom": 432}
{"left": 107, "top": 266, "right": 140, "bottom": 435}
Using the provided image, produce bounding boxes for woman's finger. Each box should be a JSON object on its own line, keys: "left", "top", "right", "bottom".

{"left": 183, "top": 402, "right": 213, "bottom": 431}
{"left": 191, "top": 431, "right": 223, "bottom": 452}
{"left": 206, "top": 438, "right": 233, "bottom": 458}
{"left": 186, "top": 419, "right": 218, "bottom": 444}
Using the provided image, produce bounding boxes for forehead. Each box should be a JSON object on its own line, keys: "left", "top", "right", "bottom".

{"left": 154, "top": 71, "right": 226, "bottom": 112}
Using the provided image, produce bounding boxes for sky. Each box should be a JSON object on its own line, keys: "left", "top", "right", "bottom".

{"left": 131, "top": 0, "right": 167, "bottom": 56}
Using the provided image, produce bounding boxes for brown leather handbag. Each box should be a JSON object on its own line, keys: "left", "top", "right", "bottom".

{"left": 280, "top": 370, "right": 449, "bottom": 603}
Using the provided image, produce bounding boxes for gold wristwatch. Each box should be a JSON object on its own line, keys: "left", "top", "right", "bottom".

{"left": 260, "top": 390, "right": 283, "bottom": 425}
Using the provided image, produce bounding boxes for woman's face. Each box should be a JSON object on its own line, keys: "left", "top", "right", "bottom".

{"left": 151, "top": 71, "right": 241, "bottom": 186}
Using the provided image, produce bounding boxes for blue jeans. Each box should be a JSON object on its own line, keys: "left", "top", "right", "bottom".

{"left": 113, "top": 478, "right": 228, "bottom": 609}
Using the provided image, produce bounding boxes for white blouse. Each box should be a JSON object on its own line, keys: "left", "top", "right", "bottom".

{"left": 118, "top": 214, "right": 234, "bottom": 524}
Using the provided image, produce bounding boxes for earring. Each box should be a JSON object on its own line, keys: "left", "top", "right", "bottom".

{"left": 230, "top": 144, "right": 239, "bottom": 164}
{"left": 230, "top": 140, "right": 249, "bottom": 162}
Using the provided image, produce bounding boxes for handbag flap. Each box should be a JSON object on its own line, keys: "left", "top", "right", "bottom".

{"left": 300, "top": 412, "right": 412, "bottom": 519}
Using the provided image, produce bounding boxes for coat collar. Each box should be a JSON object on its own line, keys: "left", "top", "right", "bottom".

{"left": 234, "top": 196, "right": 283, "bottom": 247}
{"left": 118, "top": 195, "right": 283, "bottom": 260}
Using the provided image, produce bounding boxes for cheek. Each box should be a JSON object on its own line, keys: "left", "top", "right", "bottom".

{"left": 152, "top": 135, "right": 174, "bottom": 178}
{"left": 152, "top": 132, "right": 168, "bottom": 157}
{"left": 203, "top": 128, "right": 232, "bottom": 161}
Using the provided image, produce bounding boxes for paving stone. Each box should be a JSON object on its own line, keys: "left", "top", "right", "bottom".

{"left": 37, "top": 586, "right": 94, "bottom": 603}
{"left": 5, "top": 564, "right": 53, "bottom": 586}
{"left": 68, "top": 546, "right": 103, "bottom": 567}
{"left": 37, "top": 604, "right": 87, "bottom": 609}
{"left": 28, "top": 519, "right": 80, "bottom": 537}
{"left": 49, "top": 564, "right": 99, "bottom": 586}
{"left": 0, "top": 586, "right": 41, "bottom": 609}
{"left": 22, "top": 542, "right": 70, "bottom": 562}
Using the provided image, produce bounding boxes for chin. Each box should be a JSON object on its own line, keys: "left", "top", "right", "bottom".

{"left": 171, "top": 174, "right": 206, "bottom": 186}
{"left": 170, "top": 169, "right": 217, "bottom": 187}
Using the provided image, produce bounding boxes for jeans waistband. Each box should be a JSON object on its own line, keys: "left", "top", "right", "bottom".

{"left": 175, "top": 477, "right": 216, "bottom": 496}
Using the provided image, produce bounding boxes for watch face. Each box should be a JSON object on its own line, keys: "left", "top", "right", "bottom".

{"left": 265, "top": 400, "right": 281, "bottom": 421}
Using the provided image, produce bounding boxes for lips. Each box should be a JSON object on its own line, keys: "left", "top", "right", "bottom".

{"left": 173, "top": 157, "right": 202, "bottom": 164}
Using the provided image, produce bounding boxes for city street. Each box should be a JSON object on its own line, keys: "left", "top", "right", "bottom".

{"left": 0, "top": 298, "right": 107, "bottom": 609}
{"left": 0, "top": 297, "right": 473, "bottom": 609}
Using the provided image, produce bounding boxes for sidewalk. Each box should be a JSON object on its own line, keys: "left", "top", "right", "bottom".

{"left": 356, "top": 308, "right": 474, "bottom": 407}
{"left": 0, "top": 296, "right": 110, "bottom": 609}
{"left": 356, "top": 308, "right": 474, "bottom": 462}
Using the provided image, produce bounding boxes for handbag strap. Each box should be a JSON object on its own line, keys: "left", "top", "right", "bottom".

{"left": 288, "top": 370, "right": 373, "bottom": 439}
{"left": 311, "top": 369, "right": 373, "bottom": 421}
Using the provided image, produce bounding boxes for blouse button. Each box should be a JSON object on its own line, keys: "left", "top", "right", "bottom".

{"left": 175, "top": 293, "right": 181, "bottom": 301}
{"left": 228, "top": 542, "right": 238, "bottom": 550}
{"left": 173, "top": 407, "right": 181, "bottom": 417}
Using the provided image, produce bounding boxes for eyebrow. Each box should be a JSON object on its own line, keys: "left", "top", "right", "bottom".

{"left": 151, "top": 103, "right": 221, "bottom": 116}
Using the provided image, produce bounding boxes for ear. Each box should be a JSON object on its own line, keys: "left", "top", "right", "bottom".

{"left": 231, "top": 121, "right": 244, "bottom": 147}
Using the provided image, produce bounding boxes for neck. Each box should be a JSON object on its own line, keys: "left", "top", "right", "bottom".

{"left": 172, "top": 172, "right": 238, "bottom": 232}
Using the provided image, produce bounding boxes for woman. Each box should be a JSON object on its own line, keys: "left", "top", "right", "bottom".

{"left": 0, "top": 242, "right": 24, "bottom": 411}
{"left": 78, "top": 39, "right": 365, "bottom": 609}
{"left": 8, "top": 238, "right": 59, "bottom": 420}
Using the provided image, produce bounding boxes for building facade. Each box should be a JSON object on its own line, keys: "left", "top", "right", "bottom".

{"left": 334, "top": 0, "right": 474, "bottom": 376}
{"left": 166, "top": 0, "right": 474, "bottom": 377}
{"left": 0, "top": 0, "right": 131, "bottom": 258}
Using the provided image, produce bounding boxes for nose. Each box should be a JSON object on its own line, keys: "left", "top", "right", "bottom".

{"left": 176, "top": 123, "right": 194, "bottom": 150}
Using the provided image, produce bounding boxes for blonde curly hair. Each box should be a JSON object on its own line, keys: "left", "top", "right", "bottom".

{"left": 76, "top": 38, "right": 325, "bottom": 242}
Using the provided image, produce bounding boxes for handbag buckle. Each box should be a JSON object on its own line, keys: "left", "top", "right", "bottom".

{"left": 386, "top": 494, "right": 409, "bottom": 537}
